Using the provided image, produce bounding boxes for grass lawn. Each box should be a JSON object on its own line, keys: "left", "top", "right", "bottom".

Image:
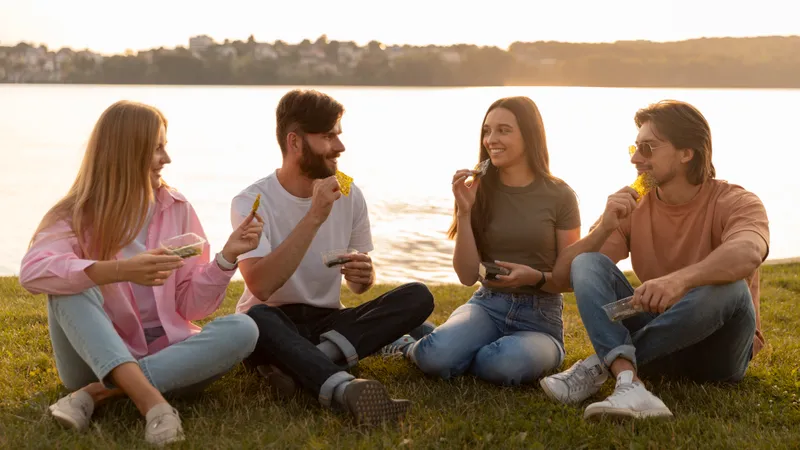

{"left": 1, "top": 264, "right": 799, "bottom": 449}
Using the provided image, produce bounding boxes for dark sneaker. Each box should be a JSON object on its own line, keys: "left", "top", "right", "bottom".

{"left": 342, "top": 379, "right": 411, "bottom": 426}
{"left": 256, "top": 364, "right": 298, "bottom": 399}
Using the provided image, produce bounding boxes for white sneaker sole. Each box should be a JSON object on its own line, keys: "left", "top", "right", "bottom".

{"left": 49, "top": 405, "right": 87, "bottom": 431}
{"left": 146, "top": 429, "right": 185, "bottom": 446}
{"left": 539, "top": 378, "right": 567, "bottom": 404}
{"left": 584, "top": 404, "right": 674, "bottom": 421}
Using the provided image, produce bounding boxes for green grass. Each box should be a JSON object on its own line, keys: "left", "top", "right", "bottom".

{"left": 1, "top": 265, "right": 799, "bottom": 449}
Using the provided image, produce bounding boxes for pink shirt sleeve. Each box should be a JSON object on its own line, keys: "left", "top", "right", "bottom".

{"left": 173, "top": 202, "right": 236, "bottom": 321}
{"left": 19, "top": 221, "right": 98, "bottom": 295}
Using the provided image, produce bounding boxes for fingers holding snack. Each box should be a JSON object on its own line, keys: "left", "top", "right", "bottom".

{"left": 335, "top": 170, "right": 354, "bottom": 196}
{"left": 472, "top": 159, "right": 491, "bottom": 179}
{"left": 341, "top": 252, "right": 374, "bottom": 284}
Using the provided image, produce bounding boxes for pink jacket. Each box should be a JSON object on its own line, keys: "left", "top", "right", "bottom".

{"left": 20, "top": 187, "right": 235, "bottom": 358}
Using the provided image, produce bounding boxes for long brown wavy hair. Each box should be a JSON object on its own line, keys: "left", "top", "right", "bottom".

{"left": 30, "top": 100, "right": 167, "bottom": 261}
{"left": 447, "top": 96, "right": 564, "bottom": 257}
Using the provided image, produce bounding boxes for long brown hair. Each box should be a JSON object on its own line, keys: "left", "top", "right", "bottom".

{"left": 30, "top": 100, "right": 167, "bottom": 260}
{"left": 447, "top": 96, "right": 563, "bottom": 256}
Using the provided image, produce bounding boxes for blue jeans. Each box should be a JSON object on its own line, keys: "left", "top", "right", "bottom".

{"left": 48, "top": 287, "right": 259, "bottom": 394}
{"left": 571, "top": 253, "right": 755, "bottom": 382}
{"left": 407, "top": 286, "right": 565, "bottom": 386}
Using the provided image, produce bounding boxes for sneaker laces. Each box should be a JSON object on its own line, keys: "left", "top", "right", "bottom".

{"left": 553, "top": 361, "right": 596, "bottom": 393}
{"left": 608, "top": 381, "right": 638, "bottom": 401}
{"left": 381, "top": 336, "right": 415, "bottom": 357}
{"left": 149, "top": 408, "right": 179, "bottom": 430}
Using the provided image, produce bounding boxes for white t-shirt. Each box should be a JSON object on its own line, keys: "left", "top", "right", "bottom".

{"left": 231, "top": 170, "right": 373, "bottom": 313}
{"left": 120, "top": 204, "right": 162, "bottom": 329}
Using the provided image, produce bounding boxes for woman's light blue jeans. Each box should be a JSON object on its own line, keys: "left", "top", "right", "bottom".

{"left": 47, "top": 287, "right": 259, "bottom": 394}
{"left": 407, "top": 286, "right": 565, "bottom": 385}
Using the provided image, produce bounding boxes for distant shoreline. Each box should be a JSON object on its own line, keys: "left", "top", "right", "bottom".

{"left": 763, "top": 257, "right": 800, "bottom": 265}
{"left": 5, "top": 36, "right": 800, "bottom": 88}
{"left": 3, "top": 82, "right": 800, "bottom": 90}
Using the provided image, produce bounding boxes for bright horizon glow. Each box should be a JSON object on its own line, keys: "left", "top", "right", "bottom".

{"left": 1, "top": 0, "right": 799, "bottom": 54}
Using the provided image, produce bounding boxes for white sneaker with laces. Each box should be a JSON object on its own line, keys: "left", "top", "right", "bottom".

{"left": 49, "top": 390, "right": 94, "bottom": 431}
{"left": 584, "top": 370, "right": 673, "bottom": 420}
{"left": 145, "top": 403, "right": 185, "bottom": 446}
{"left": 380, "top": 335, "right": 416, "bottom": 358}
{"left": 540, "top": 354, "right": 609, "bottom": 404}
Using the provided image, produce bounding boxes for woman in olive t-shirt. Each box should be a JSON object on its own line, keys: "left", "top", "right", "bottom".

{"left": 383, "top": 96, "right": 582, "bottom": 386}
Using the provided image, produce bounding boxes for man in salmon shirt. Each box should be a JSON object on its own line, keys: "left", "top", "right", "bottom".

{"left": 540, "top": 100, "right": 769, "bottom": 420}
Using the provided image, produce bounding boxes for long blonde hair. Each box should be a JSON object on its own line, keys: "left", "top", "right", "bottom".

{"left": 31, "top": 100, "right": 168, "bottom": 260}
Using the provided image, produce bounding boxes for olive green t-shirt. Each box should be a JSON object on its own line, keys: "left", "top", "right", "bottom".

{"left": 481, "top": 177, "right": 581, "bottom": 295}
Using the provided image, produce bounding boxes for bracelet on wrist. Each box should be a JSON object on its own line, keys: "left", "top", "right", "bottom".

{"left": 215, "top": 252, "right": 238, "bottom": 271}
{"left": 533, "top": 270, "right": 547, "bottom": 290}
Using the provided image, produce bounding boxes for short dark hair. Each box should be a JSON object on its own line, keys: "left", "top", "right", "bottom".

{"left": 275, "top": 89, "right": 344, "bottom": 155}
{"left": 634, "top": 100, "right": 715, "bottom": 185}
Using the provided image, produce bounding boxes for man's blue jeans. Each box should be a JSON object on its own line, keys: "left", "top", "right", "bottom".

{"left": 571, "top": 253, "right": 755, "bottom": 382}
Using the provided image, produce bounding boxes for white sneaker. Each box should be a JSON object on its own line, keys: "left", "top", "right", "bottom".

{"left": 540, "top": 354, "right": 609, "bottom": 404}
{"left": 49, "top": 390, "right": 94, "bottom": 431}
{"left": 584, "top": 370, "right": 673, "bottom": 420}
{"left": 380, "top": 335, "right": 416, "bottom": 358}
{"left": 145, "top": 403, "right": 185, "bottom": 446}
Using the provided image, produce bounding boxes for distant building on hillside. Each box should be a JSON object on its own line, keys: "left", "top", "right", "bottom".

{"left": 189, "top": 35, "right": 214, "bottom": 54}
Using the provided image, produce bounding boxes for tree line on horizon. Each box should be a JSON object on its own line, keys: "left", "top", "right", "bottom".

{"left": 2, "top": 35, "right": 800, "bottom": 88}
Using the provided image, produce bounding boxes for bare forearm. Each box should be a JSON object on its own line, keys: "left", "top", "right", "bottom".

{"left": 245, "top": 214, "right": 322, "bottom": 299}
{"left": 551, "top": 223, "right": 615, "bottom": 288}
{"left": 671, "top": 239, "right": 764, "bottom": 290}
{"left": 84, "top": 261, "right": 121, "bottom": 285}
{"left": 453, "top": 215, "right": 481, "bottom": 286}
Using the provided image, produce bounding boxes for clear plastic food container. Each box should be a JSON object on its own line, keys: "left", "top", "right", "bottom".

{"left": 161, "top": 233, "right": 206, "bottom": 259}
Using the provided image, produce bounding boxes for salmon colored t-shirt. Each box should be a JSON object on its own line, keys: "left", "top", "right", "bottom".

{"left": 599, "top": 179, "right": 770, "bottom": 356}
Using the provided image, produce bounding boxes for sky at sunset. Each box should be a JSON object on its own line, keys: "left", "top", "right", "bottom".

{"left": 1, "top": 0, "right": 798, "bottom": 53}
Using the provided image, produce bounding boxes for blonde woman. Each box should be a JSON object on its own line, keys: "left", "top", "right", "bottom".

{"left": 20, "top": 101, "right": 263, "bottom": 445}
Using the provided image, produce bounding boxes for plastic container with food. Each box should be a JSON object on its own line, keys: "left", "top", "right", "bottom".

{"left": 161, "top": 233, "right": 206, "bottom": 259}
{"left": 321, "top": 248, "right": 359, "bottom": 268}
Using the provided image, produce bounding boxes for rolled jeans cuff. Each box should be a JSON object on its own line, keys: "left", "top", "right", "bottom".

{"left": 319, "top": 330, "right": 359, "bottom": 368}
{"left": 318, "top": 371, "right": 355, "bottom": 408}
{"left": 604, "top": 344, "right": 637, "bottom": 370}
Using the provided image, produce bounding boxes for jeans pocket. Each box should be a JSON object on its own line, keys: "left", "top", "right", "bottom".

{"left": 537, "top": 299, "right": 564, "bottom": 326}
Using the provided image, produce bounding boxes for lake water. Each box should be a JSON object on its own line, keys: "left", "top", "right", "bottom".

{"left": 1, "top": 85, "right": 797, "bottom": 284}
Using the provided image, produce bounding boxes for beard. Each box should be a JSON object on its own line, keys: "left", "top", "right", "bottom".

{"left": 299, "top": 135, "right": 336, "bottom": 179}
{"left": 652, "top": 165, "right": 680, "bottom": 188}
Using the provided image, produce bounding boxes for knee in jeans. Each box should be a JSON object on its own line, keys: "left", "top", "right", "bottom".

{"left": 246, "top": 304, "right": 286, "bottom": 329}
{"left": 49, "top": 287, "right": 105, "bottom": 312}
{"left": 570, "top": 252, "right": 613, "bottom": 285}
{"left": 724, "top": 280, "right": 753, "bottom": 307}
{"left": 687, "top": 280, "right": 753, "bottom": 319}
{"left": 473, "top": 345, "right": 531, "bottom": 386}
{"left": 412, "top": 339, "right": 464, "bottom": 380}
{"left": 217, "top": 314, "right": 260, "bottom": 357}
{"left": 404, "top": 282, "right": 435, "bottom": 316}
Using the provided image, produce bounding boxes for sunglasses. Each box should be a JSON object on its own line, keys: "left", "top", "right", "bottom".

{"left": 628, "top": 142, "right": 669, "bottom": 158}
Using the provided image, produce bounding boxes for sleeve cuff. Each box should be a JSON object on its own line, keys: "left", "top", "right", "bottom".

{"left": 69, "top": 259, "right": 100, "bottom": 291}
{"left": 204, "top": 260, "right": 237, "bottom": 284}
